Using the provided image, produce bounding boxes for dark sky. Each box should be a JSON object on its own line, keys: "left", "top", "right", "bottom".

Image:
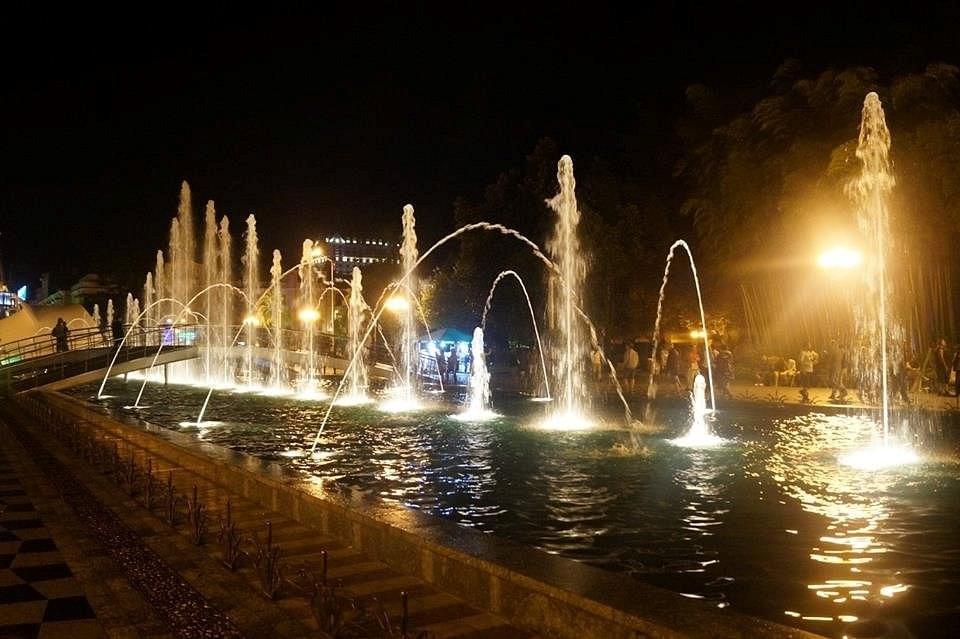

{"left": 3, "top": 2, "right": 958, "bottom": 291}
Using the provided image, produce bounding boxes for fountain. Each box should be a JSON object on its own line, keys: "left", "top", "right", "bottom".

{"left": 646, "top": 240, "right": 717, "bottom": 429}
{"left": 670, "top": 373, "right": 723, "bottom": 447}
{"left": 298, "top": 239, "right": 319, "bottom": 394}
{"left": 218, "top": 216, "right": 232, "bottom": 385}
{"left": 480, "top": 270, "right": 551, "bottom": 400}
{"left": 106, "top": 299, "right": 114, "bottom": 330}
{"left": 242, "top": 214, "right": 260, "bottom": 389}
{"left": 454, "top": 327, "right": 497, "bottom": 421}
{"left": 202, "top": 201, "right": 218, "bottom": 384}
{"left": 339, "top": 266, "right": 371, "bottom": 404}
{"left": 154, "top": 250, "right": 166, "bottom": 322}
{"left": 398, "top": 204, "right": 418, "bottom": 403}
{"left": 143, "top": 273, "right": 154, "bottom": 339}
{"left": 270, "top": 250, "right": 285, "bottom": 392}
{"left": 840, "top": 92, "right": 917, "bottom": 470}
{"left": 542, "top": 155, "right": 591, "bottom": 429}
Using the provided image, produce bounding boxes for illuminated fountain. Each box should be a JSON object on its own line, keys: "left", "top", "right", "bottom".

{"left": 298, "top": 239, "right": 321, "bottom": 396}
{"left": 454, "top": 327, "right": 497, "bottom": 421}
{"left": 399, "top": 205, "right": 419, "bottom": 401}
{"left": 202, "top": 201, "right": 218, "bottom": 383}
{"left": 670, "top": 373, "right": 723, "bottom": 447}
{"left": 337, "top": 266, "right": 371, "bottom": 405}
{"left": 541, "top": 155, "right": 592, "bottom": 430}
{"left": 142, "top": 273, "right": 154, "bottom": 340}
{"left": 217, "top": 216, "right": 232, "bottom": 385}
{"left": 839, "top": 92, "right": 917, "bottom": 470}
{"left": 269, "top": 250, "right": 286, "bottom": 393}
{"left": 481, "top": 270, "right": 551, "bottom": 400}
{"left": 380, "top": 205, "right": 423, "bottom": 412}
{"left": 242, "top": 213, "right": 260, "bottom": 390}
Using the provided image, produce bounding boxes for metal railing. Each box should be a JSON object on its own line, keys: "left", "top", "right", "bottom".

{"left": 0, "top": 324, "right": 201, "bottom": 368}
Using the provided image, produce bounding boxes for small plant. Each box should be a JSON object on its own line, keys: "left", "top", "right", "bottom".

{"left": 165, "top": 471, "right": 181, "bottom": 527}
{"left": 217, "top": 498, "right": 244, "bottom": 570}
{"left": 251, "top": 521, "right": 284, "bottom": 600}
{"left": 121, "top": 454, "right": 140, "bottom": 496}
{"left": 143, "top": 458, "right": 158, "bottom": 510}
{"left": 187, "top": 484, "right": 207, "bottom": 545}
{"left": 109, "top": 441, "right": 121, "bottom": 475}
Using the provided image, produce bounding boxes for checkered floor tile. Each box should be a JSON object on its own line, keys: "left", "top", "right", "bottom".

{"left": 0, "top": 456, "right": 103, "bottom": 639}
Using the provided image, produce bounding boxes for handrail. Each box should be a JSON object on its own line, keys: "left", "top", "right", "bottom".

{"left": 0, "top": 324, "right": 200, "bottom": 368}
{"left": 1, "top": 322, "right": 391, "bottom": 370}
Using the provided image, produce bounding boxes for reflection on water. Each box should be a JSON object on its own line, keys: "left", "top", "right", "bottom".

{"left": 75, "top": 381, "right": 960, "bottom": 638}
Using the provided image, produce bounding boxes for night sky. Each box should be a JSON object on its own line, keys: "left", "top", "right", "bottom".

{"left": 3, "top": 3, "right": 958, "bottom": 292}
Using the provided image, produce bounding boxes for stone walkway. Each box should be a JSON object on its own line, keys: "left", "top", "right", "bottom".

{"left": 0, "top": 442, "right": 106, "bottom": 638}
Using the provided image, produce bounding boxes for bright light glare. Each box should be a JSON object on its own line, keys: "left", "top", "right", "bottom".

{"left": 452, "top": 409, "right": 500, "bottom": 423}
{"left": 384, "top": 296, "right": 410, "bottom": 313}
{"left": 838, "top": 445, "right": 918, "bottom": 471}
{"left": 298, "top": 307, "right": 320, "bottom": 323}
{"left": 818, "top": 246, "right": 862, "bottom": 270}
{"left": 689, "top": 329, "right": 706, "bottom": 339}
{"left": 537, "top": 411, "right": 594, "bottom": 431}
{"left": 243, "top": 314, "right": 261, "bottom": 326}
{"left": 670, "top": 432, "right": 726, "bottom": 447}
{"left": 378, "top": 397, "right": 423, "bottom": 413}
{"left": 333, "top": 394, "right": 373, "bottom": 406}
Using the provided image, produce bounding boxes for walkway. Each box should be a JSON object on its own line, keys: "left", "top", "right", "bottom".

{"left": 1, "top": 396, "right": 532, "bottom": 638}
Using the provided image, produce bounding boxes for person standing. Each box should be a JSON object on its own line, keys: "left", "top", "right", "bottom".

{"left": 591, "top": 346, "right": 603, "bottom": 382}
{"left": 666, "top": 343, "right": 682, "bottom": 394}
{"left": 934, "top": 338, "right": 950, "bottom": 396}
{"left": 952, "top": 344, "right": 960, "bottom": 401}
{"left": 52, "top": 318, "right": 69, "bottom": 353}
{"left": 799, "top": 344, "right": 819, "bottom": 390}
{"left": 828, "top": 338, "right": 845, "bottom": 401}
{"left": 446, "top": 348, "right": 458, "bottom": 385}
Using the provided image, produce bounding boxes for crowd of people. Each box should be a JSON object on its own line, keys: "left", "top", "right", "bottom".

{"left": 751, "top": 337, "right": 960, "bottom": 404}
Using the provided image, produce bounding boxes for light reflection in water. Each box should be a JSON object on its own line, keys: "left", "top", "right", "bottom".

{"left": 79, "top": 381, "right": 960, "bottom": 636}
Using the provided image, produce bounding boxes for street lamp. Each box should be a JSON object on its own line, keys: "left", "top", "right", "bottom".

{"left": 817, "top": 246, "right": 862, "bottom": 270}
{"left": 298, "top": 307, "right": 320, "bottom": 323}
{"left": 385, "top": 295, "right": 410, "bottom": 313}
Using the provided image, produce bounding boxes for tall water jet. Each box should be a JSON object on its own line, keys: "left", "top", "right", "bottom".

{"left": 92, "top": 304, "right": 101, "bottom": 342}
{"left": 242, "top": 214, "right": 260, "bottom": 389}
{"left": 169, "top": 218, "right": 182, "bottom": 317}
{"left": 106, "top": 299, "right": 114, "bottom": 330}
{"left": 544, "top": 155, "right": 590, "bottom": 427}
{"left": 217, "top": 216, "right": 233, "bottom": 385}
{"left": 342, "top": 266, "right": 370, "bottom": 402}
{"left": 455, "top": 327, "right": 496, "bottom": 421}
{"left": 398, "top": 205, "right": 418, "bottom": 401}
{"left": 154, "top": 250, "right": 166, "bottom": 322}
{"left": 839, "top": 92, "right": 917, "bottom": 469}
{"left": 202, "top": 201, "right": 218, "bottom": 383}
{"left": 176, "top": 181, "right": 195, "bottom": 304}
{"left": 143, "top": 273, "right": 154, "bottom": 332}
{"left": 853, "top": 92, "right": 896, "bottom": 440}
{"left": 299, "top": 239, "right": 318, "bottom": 391}
{"left": 131, "top": 299, "right": 141, "bottom": 343}
{"left": 124, "top": 293, "right": 134, "bottom": 326}
{"left": 270, "top": 249, "right": 285, "bottom": 391}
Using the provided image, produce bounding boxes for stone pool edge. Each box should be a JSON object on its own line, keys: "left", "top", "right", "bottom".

{"left": 43, "top": 390, "right": 822, "bottom": 639}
